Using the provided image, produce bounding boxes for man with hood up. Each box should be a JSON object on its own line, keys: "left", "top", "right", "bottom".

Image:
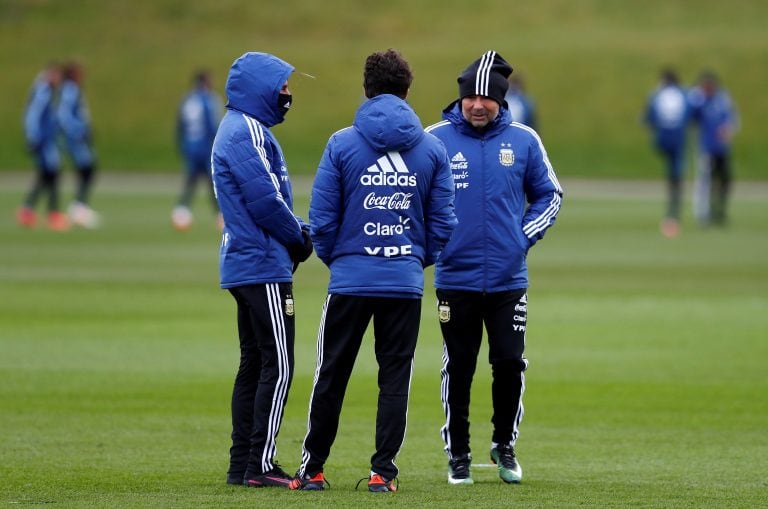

{"left": 289, "top": 49, "right": 456, "bottom": 493}
{"left": 17, "top": 63, "right": 67, "bottom": 230}
{"left": 211, "top": 51, "right": 313, "bottom": 488}
{"left": 426, "top": 51, "right": 562, "bottom": 486}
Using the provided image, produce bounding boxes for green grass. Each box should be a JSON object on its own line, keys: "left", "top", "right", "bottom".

{"left": 1, "top": 0, "right": 767, "bottom": 177}
{"left": 1, "top": 173, "right": 767, "bottom": 507}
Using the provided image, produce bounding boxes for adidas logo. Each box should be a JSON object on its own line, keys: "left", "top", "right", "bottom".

{"left": 450, "top": 152, "right": 468, "bottom": 171}
{"left": 360, "top": 151, "right": 417, "bottom": 186}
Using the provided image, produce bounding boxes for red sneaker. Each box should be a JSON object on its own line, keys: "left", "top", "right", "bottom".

{"left": 288, "top": 471, "right": 329, "bottom": 491}
{"left": 364, "top": 473, "right": 398, "bottom": 492}
{"left": 47, "top": 211, "right": 71, "bottom": 232}
{"left": 16, "top": 206, "right": 37, "bottom": 228}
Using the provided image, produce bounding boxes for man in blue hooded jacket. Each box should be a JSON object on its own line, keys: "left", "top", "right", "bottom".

{"left": 688, "top": 70, "right": 738, "bottom": 227}
{"left": 17, "top": 63, "right": 68, "bottom": 230}
{"left": 58, "top": 61, "right": 100, "bottom": 229}
{"left": 426, "top": 51, "right": 562, "bottom": 486}
{"left": 172, "top": 69, "right": 223, "bottom": 231}
{"left": 289, "top": 49, "right": 456, "bottom": 493}
{"left": 211, "top": 51, "right": 313, "bottom": 488}
{"left": 644, "top": 68, "right": 689, "bottom": 238}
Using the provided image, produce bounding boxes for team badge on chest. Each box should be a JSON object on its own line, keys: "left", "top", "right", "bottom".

{"left": 499, "top": 143, "right": 515, "bottom": 167}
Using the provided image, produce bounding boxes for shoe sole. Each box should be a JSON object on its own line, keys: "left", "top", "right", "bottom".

{"left": 499, "top": 472, "right": 522, "bottom": 484}
{"left": 295, "top": 483, "right": 324, "bottom": 491}
{"left": 369, "top": 486, "right": 394, "bottom": 492}
{"left": 448, "top": 476, "right": 474, "bottom": 485}
{"left": 245, "top": 477, "right": 291, "bottom": 488}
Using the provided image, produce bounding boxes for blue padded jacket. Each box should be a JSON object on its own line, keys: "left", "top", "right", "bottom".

{"left": 309, "top": 94, "right": 457, "bottom": 297}
{"left": 211, "top": 52, "right": 306, "bottom": 288}
{"left": 426, "top": 101, "right": 562, "bottom": 292}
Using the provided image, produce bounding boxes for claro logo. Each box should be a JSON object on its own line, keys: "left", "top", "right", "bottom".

{"left": 360, "top": 151, "right": 417, "bottom": 187}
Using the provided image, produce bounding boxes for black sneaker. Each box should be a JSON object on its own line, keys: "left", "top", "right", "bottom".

{"left": 448, "top": 454, "right": 474, "bottom": 485}
{"left": 244, "top": 464, "right": 292, "bottom": 488}
{"left": 226, "top": 472, "right": 244, "bottom": 485}
{"left": 288, "top": 471, "right": 330, "bottom": 491}
{"left": 490, "top": 444, "right": 522, "bottom": 483}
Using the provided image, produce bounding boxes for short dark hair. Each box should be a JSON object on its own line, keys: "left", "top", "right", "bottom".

{"left": 660, "top": 68, "right": 679, "bottom": 85}
{"left": 363, "top": 49, "right": 413, "bottom": 99}
{"left": 194, "top": 69, "right": 211, "bottom": 87}
{"left": 60, "top": 61, "right": 83, "bottom": 84}
{"left": 699, "top": 69, "right": 719, "bottom": 86}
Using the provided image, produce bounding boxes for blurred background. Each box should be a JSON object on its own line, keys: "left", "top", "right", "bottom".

{"left": 2, "top": 2, "right": 767, "bottom": 506}
{"left": 1, "top": 0, "right": 765, "bottom": 178}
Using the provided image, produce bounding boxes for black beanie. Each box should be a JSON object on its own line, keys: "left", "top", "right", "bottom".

{"left": 457, "top": 51, "right": 513, "bottom": 105}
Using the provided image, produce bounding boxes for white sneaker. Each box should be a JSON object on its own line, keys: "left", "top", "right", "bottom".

{"left": 490, "top": 445, "right": 522, "bottom": 484}
{"left": 68, "top": 202, "right": 101, "bottom": 229}
{"left": 172, "top": 206, "right": 193, "bottom": 231}
{"left": 448, "top": 455, "right": 474, "bottom": 485}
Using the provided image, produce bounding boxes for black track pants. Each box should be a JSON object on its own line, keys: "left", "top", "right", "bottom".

{"left": 298, "top": 294, "right": 421, "bottom": 480}
{"left": 227, "top": 283, "right": 295, "bottom": 478}
{"left": 437, "top": 288, "right": 528, "bottom": 459}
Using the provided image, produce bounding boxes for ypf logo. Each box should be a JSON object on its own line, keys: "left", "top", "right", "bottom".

{"left": 360, "top": 151, "right": 417, "bottom": 187}
{"left": 364, "top": 244, "right": 412, "bottom": 257}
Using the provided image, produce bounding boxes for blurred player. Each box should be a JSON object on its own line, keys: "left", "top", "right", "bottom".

{"left": 426, "top": 50, "right": 562, "bottom": 486}
{"left": 58, "top": 61, "right": 100, "bottom": 228}
{"left": 644, "top": 68, "right": 689, "bottom": 238}
{"left": 173, "top": 70, "right": 223, "bottom": 231}
{"left": 503, "top": 74, "right": 537, "bottom": 129}
{"left": 17, "top": 63, "right": 68, "bottom": 231}
{"left": 289, "top": 49, "right": 456, "bottom": 493}
{"left": 211, "top": 51, "right": 313, "bottom": 488}
{"left": 688, "top": 71, "right": 738, "bottom": 226}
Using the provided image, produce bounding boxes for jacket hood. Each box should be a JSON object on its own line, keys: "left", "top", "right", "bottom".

{"left": 354, "top": 94, "right": 424, "bottom": 152}
{"left": 225, "top": 52, "right": 294, "bottom": 127}
{"left": 442, "top": 99, "right": 512, "bottom": 138}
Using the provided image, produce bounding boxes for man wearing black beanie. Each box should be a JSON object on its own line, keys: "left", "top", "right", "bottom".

{"left": 457, "top": 50, "right": 513, "bottom": 109}
{"left": 426, "top": 51, "right": 563, "bottom": 486}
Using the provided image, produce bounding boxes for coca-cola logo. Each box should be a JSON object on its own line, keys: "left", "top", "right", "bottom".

{"left": 363, "top": 192, "right": 413, "bottom": 210}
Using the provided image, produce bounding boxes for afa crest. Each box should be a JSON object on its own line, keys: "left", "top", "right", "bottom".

{"left": 285, "top": 298, "right": 295, "bottom": 316}
{"left": 438, "top": 304, "right": 451, "bottom": 323}
{"left": 499, "top": 143, "right": 515, "bottom": 167}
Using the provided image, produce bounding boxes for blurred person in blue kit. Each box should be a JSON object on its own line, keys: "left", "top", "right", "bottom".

{"left": 426, "top": 50, "right": 562, "bottom": 486}
{"left": 17, "top": 63, "right": 70, "bottom": 231}
{"left": 58, "top": 61, "right": 100, "bottom": 229}
{"left": 211, "top": 52, "right": 313, "bottom": 488}
{"left": 288, "top": 49, "right": 456, "bottom": 493}
{"left": 173, "top": 69, "right": 223, "bottom": 231}
{"left": 503, "top": 74, "right": 537, "bottom": 129}
{"left": 688, "top": 70, "right": 738, "bottom": 227}
{"left": 644, "top": 68, "right": 690, "bottom": 238}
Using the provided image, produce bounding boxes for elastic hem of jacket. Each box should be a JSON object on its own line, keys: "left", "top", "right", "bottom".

{"left": 434, "top": 283, "right": 527, "bottom": 293}
{"left": 329, "top": 288, "right": 422, "bottom": 298}
{"left": 221, "top": 277, "right": 292, "bottom": 289}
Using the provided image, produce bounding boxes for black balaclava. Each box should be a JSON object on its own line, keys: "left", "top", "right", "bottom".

{"left": 277, "top": 92, "right": 292, "bottom": 119}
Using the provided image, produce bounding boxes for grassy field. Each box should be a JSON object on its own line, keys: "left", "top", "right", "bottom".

{"left": 1, "top": 0, "right": 767, "bottom": 177}
{"left": 1, "top": 173, "right": 767, "bottom": 507}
